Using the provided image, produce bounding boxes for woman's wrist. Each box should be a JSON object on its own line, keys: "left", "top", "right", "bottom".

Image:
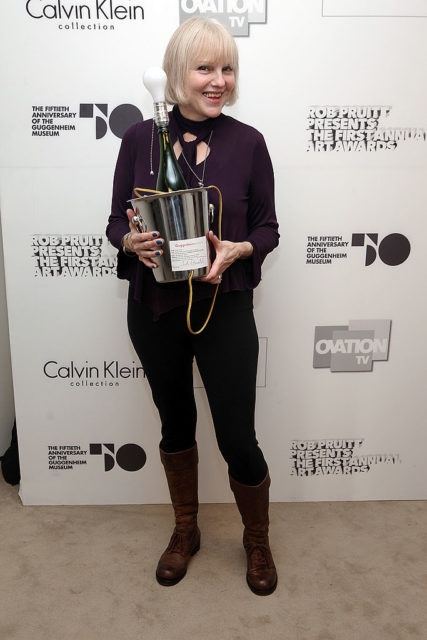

{"left": 122, "top": 232, "right": 136, "bottom": 256}
{"left": 238, "top": 241, "right": 253, "bottom": 259}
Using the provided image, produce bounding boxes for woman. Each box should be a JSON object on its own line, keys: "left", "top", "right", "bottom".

{"left": 107, "top": 17, "right": 279, "bottom": 596}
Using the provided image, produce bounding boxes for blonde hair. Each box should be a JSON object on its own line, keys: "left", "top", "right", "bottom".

{"left": 163, "top": 17, "right": 239, "bottom": 106}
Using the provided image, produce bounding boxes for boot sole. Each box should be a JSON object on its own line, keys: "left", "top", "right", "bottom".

{"left": 155, "top": 543, "right": 200, "bottom": 587}
{"left": 246, "top": 574, "right": 278, "bottom": 596}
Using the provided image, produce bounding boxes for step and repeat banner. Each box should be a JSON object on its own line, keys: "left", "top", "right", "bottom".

{"left": 0, "top": 0, "right": 426, "bottom": 504}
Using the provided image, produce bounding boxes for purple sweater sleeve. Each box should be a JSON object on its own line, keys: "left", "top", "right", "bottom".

{"left": 246, "top": 132, "right": 279, "bottom": 287}
{"left": 106, "top": 124, "right": 138, "bottom": 279}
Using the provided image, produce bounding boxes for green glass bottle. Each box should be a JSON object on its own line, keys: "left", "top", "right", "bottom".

{"left": 156, "top": 125, "right": 188, "bottom": 192}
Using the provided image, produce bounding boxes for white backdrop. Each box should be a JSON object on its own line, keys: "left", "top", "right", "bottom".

{"left": 0, "top": 0, "right": 426, "bottom": 504}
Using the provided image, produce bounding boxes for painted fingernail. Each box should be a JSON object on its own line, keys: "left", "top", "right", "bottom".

{"left": 152, "top": 232, "right": 158, "bottom": 237}
{"left": 156, "top": 240, "right": 163, "bottom": 245}
{"left": 155, "top": 251, "right": 161, "bottom": 256}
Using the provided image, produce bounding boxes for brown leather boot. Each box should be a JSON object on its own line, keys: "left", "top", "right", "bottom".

{"left": 229, "top": 472, "right": 277, "bottom": 596}
{"left": 156, "top": 445, "right": 200, "bottom": 586}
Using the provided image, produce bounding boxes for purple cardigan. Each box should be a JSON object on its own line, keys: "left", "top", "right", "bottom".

{"left": 107, "top": 107, "right": 279, "bottom": 317}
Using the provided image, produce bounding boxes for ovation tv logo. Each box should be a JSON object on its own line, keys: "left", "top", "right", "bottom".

{"left": 313, "top": 320, "right": 391, "bottom": 372}
{"left": 25, "top": 0, "right": 145, "bottom": 31}
{"left": 179, "top": 0, "right": 267, "bottom": 36}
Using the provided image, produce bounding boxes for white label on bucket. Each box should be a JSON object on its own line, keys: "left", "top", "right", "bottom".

{"left": 169, "top": 236, "right": 208, "bottom": 272}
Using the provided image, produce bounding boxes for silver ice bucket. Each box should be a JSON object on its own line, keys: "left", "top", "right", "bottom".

{"left": 129, "top": 187, "right": 213, "bottom": 283}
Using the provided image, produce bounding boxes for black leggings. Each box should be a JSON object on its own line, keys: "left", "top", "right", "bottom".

{"left": 127, "top": 289, "right": 268, "bottom": 485}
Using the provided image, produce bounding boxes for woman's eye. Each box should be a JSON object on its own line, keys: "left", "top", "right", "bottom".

{"left": 223, "top": 66, "right": 233, "bottom": 72}
{"left": 197, "top": 65, "right": 209, "bottom": 71}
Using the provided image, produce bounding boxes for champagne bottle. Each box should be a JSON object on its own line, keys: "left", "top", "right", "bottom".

{"left": 143, "top": 67, "right": 188, "bottom": 192}
{"left": 156, "top": 126, "right": 187, "bottom": 192}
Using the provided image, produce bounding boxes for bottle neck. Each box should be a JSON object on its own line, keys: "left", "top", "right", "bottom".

{"left": 158, "top": 128, "right": 173, "bottom": 153}
{"left": 153, "top": 101, "right": 169, "bottom": 129}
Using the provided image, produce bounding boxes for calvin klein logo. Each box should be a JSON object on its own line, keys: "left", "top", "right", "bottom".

{"left": 26, "top": 1, "right": 145, "bottom": 21}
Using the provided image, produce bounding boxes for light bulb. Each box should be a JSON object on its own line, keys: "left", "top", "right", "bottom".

{"left": 143, "top": 67, "right": 167, "bottom": 103}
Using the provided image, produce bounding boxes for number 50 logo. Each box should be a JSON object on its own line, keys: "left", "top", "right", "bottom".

{"left": 352, "top": 233, "right": 411, "bottom": 266}
{"left": 90, "top": 443, "right": 146, "bottom": 472}
{"left": 80, "top": 103, "right": 143, "bottom": 139}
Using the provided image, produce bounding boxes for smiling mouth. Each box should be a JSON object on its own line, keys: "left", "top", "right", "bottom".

{"left": 203, "top": 92, "right": 224, "bottom": 100}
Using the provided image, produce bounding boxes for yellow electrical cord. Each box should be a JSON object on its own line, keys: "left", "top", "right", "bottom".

{"left": 133, "top": 185, "right": 223, "bottom": 335}
{"left": 134, "top": 188, "right": 165, "bottom": 196}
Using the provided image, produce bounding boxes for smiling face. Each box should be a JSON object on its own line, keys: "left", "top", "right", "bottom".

{"left": 180, "top": 61, "right": 236, "bottom": 121}
{"left": 163, "top": 18, "right": 239, "bottom": 113}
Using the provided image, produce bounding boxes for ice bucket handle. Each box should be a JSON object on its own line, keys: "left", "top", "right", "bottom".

{"left": 132, "top": 185, "right": 223, "bottom": 336}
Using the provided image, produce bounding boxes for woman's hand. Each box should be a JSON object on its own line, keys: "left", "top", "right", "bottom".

{"left": 124, "top": 209, "right": 164, "bottom": 269}
{"left": 200, "top": 230, "right": 253, "bottom": 284}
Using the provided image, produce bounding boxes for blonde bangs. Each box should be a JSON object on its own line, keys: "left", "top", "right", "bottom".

{"left": 191, "top": 26, "right": 238, "bottom": 70}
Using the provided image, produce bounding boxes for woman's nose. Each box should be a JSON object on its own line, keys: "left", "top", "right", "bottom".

{"left": 211, "top": 69, "right": 226, "bottom": 87}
